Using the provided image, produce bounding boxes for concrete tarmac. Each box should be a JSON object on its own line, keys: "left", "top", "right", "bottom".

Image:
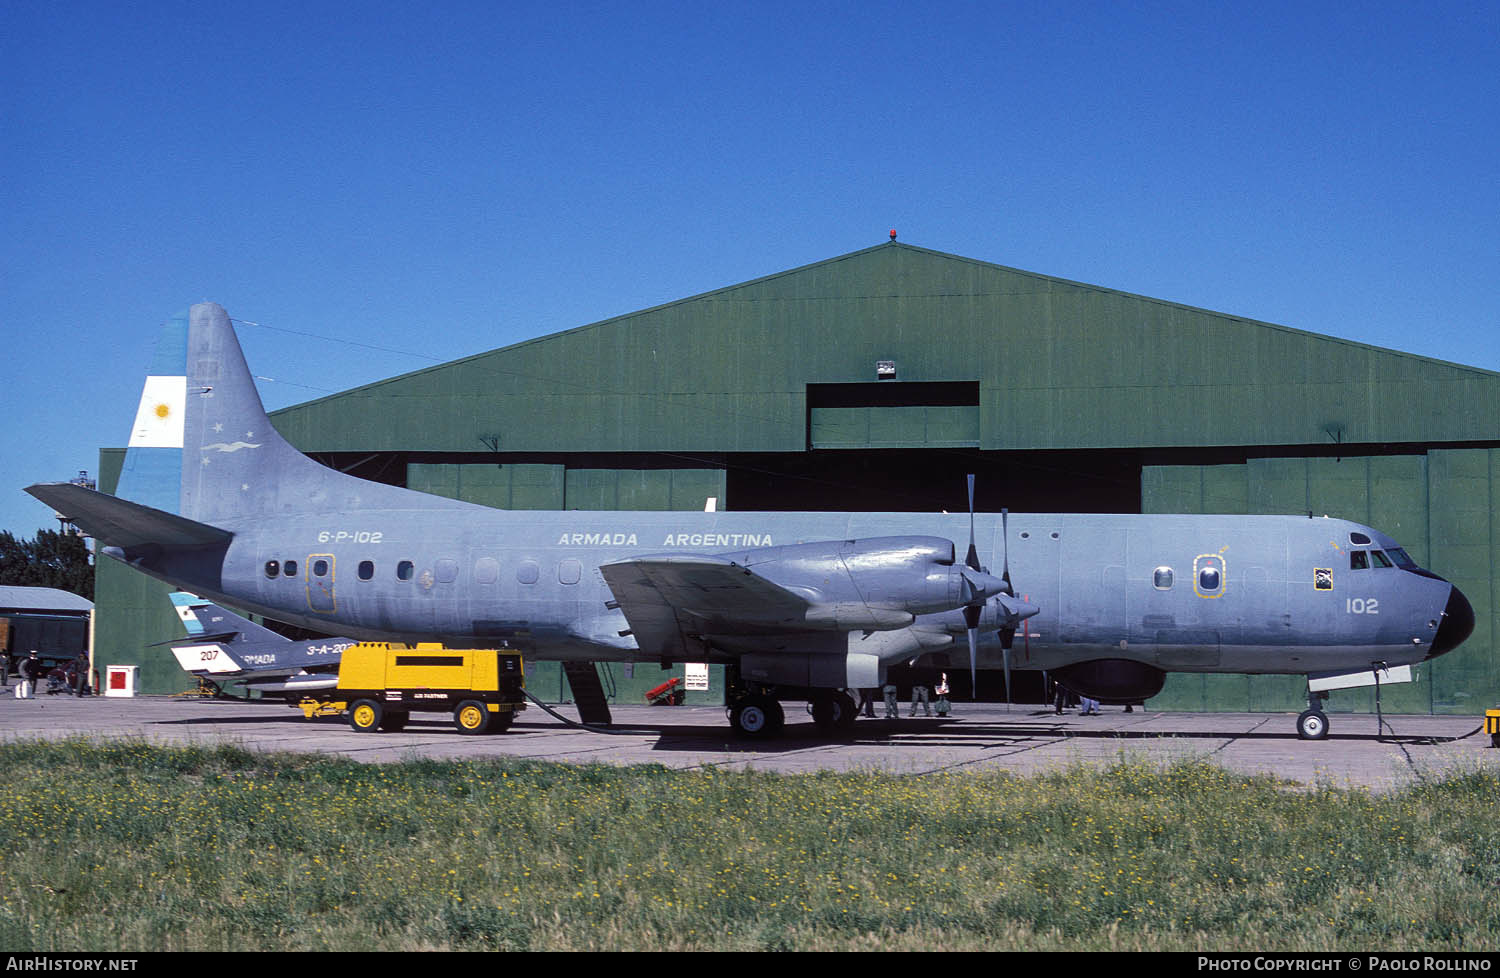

{"left": 1, "top": 689, "right": 1495, "bottom": 790}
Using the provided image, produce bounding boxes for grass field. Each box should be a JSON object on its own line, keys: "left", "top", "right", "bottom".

{"left": 1, "top": 739, "right": 1496, "bottom": 951}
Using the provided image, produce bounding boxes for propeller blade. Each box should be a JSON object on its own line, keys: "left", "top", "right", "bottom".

{"left": 967, "top": 625, "right": 979, "bottom": 695}
{"left": 965, "top": 474, "right": 981, "bottom": 572}
{"left": 1003, "top": 647, "right": 1012, "bottom": 712}
{"left": 1001, "top": 507, "right": 1012, "bottom": 594}
{"left": 963, "top": 604, "right": 980, "bottom": 693}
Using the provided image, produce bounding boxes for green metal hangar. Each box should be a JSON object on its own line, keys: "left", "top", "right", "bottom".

{"left": 95, "top": 241, "right": 1499, "bottom": 714}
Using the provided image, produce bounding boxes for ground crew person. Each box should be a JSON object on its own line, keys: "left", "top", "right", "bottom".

{"left": 16, "top": 651, "right": 39, "bottom": 699}
{"left": 910, "top": 683, "right": 931, "bottom": 717}
{"left": 882, "top": 683, "right": 899, "bottom": 718}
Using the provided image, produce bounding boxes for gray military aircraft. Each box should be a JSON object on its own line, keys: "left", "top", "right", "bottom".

{"left": 163, "top": 590, "right": 353, "bottom": 696}
{"left": 27, "top": 303, "right": 1475, "bottom": 739}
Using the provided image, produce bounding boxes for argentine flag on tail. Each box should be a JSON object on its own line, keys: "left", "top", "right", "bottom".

{"left": 116, "top": 312, "right": 189, "bottom": 515}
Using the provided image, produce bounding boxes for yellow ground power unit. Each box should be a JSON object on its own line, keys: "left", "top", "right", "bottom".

{"left": 299, "top": 643, "right": 525, "bottom": 734}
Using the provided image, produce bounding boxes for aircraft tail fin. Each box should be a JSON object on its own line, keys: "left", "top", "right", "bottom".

{"left": 113, "top": 302, "right": 457, "bottom": 523}
{"left": 168, "top": 591, "right": 285, "bottom": 646}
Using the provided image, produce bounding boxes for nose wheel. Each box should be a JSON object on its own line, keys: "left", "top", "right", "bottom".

{"left": 1298, "top": 688, "right": 1330, "bottom": 740}
{"left": 1296, "top": 709, "right": 1329, "bottom": 740}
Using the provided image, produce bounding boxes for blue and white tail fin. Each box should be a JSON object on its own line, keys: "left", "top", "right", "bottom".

{"left": 116, "top": 302, "right": 333, "bottom": 523}
{"left": 110, "top": 302, "right": 466, "bottom": 526}
{"left": 169, "top": 590, "right": 285, "bottom": 644}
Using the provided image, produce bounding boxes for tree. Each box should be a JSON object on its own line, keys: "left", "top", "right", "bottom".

{"left": 0, "top": 529, "right": 95, "bottom": 601}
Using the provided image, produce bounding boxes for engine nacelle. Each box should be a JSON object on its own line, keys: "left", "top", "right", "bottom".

{"left": 1051, "top": 659, "right": 1166, "bottom": 703}
{"left": 757, "top": 536, "right": 1006, "bottom": 618}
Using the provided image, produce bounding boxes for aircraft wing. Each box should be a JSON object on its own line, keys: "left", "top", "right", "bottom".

{"left": 599, "top": 554, "right": 814, "bottom": 659}
{"left": 25, "top": 482, "right": 232, "bottom": 550}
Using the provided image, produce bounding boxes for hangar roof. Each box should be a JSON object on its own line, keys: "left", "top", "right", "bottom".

{"left": 0, "top": 586, "right": 93, "bottom": 614}
{"left": 271, "top": 242, "right": 1500, "bottom": 454}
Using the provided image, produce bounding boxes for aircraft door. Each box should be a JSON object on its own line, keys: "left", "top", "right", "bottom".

{"left": 307, "top": 554, "right": 336, "bottom": 613}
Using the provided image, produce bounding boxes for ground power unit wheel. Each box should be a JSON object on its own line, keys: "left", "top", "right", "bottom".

{"left": 454, "top": 699, "right": 490, "bottom": 735}
{"left": 349, "top": 699, "right": 383, "bottom": 733}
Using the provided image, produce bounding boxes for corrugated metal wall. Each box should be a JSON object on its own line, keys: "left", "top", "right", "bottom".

{"left": 271, "top": 244, "right": 1500, "bottom": 457}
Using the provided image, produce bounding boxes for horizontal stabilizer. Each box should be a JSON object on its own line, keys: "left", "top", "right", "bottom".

{"left": 25, "top": 482, "right": 232, "bottom": 550}
{"left": 149, "top": 631, "right": 241, "bottom": 647}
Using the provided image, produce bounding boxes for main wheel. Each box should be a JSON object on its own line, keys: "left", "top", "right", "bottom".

{"left": 833, "top": 691, "right": 858, "bottom": 730}
{"left": 454, "top": 700, "right": 490, "bottom": 735}
{"left": 731, "top": 696, "right": 784, "bottom": 738}
{"left": 811, "top": 692, "right": 858, "bottom": 732}
{"left": 811, "top": 695, "right": 838, "bottom": 731}
{"left": 349, "top": 699, "right": 383, "bottom": 733}
{"left": 1297, "top": 710, "right": 1329, "bottom": 740}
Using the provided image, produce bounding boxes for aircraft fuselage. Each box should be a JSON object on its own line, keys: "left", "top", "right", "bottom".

{"left": 121, "top": 508, "right": 1460, "bottom": 678}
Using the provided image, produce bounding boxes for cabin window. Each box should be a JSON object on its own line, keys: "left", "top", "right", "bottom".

{"left": 1371, "top": 550, "right": 1393, "bottom": 568}
{"left": 396, "top": 560, "right": 414, "bottom": 582}
{"left": 1198, "top": 567, "right": 1221, "bottom": 592}
{"left": 517, "top": 560, "right": 540, "bottom": 585}
{"left": 559, "top": 559, "right": 582, "bottom": 585}
{"left": 1153, "top": 567, "right": 1174, "bottom": 590}
{"left": 1350, "top": 551, "right": 1369, "bottom": 570}
{"left": 474, "top": 557, "right": 499, "bottom": 585}
{"left": 264, "top": 560, "right": 279, "bottom": 578}
{"left": 283, "top": 560, "right": 297, "bottom": 578}
{"left": 358, "top": 560, "right": 375, "bottom": 581}
{"left": 313, "top": 559, "right": 329, "bottom": 577}
{"left": 435, "top": 558, "right": 459, "bottom": 584}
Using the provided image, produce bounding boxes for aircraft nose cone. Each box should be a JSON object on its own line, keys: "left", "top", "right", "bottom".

{"left": 1428, "top": 584, "right": 1475, "bottom": 659}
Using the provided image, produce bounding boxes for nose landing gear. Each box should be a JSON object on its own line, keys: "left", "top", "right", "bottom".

{"left": 1298, "top": 689, "right": 1330, "bottom": 740}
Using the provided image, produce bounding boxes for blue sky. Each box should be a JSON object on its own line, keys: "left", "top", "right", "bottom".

{"left": 2, "top": 1, "right": 1496, "bottom": 537}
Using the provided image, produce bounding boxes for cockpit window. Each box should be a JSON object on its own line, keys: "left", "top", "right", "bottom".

{"left": 1350, "top": 551, "right": 1369, "bottom": 570}
{"left": 1370, "top": 550, "right": 1393, "bottom": 568}
{"left": 1349, "top": 531, "right": 1372, "bottom": 545}
{"left": 1387, "top": 548, "right": 1419, "bottom": 570}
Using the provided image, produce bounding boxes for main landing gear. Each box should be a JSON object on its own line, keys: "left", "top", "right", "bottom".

{"left": 810, "top": 690, "right": 859, "bottom": 733}
{"left": 729, "top": 694, "right": 784, "bottom": 738}
{"left": 1298, "top": 689, "right": 1330, "bottom": 740}
{"left": 724, "top": 666, "right": 861, "bottom": 739}
{"left": 726, "top": 690, "right": 863, "bottom": 738}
